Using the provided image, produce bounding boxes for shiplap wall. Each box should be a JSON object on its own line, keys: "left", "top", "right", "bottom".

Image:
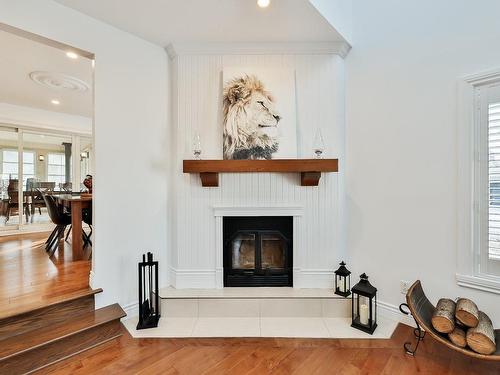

{"left": 169, "top": 52, "right": 346, "bottom": 288}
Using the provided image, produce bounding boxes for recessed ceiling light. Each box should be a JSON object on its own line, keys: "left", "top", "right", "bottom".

{"left": 257, "top": 0, "right": 270, "bottom": 8}
{"left": 66, "top": 51, "right": 78, "bottom": 59}
{"left": 51, "top": 99, "right": 60, "bottom": 105}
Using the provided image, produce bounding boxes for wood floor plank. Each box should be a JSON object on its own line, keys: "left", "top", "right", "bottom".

{"left": 0, "top": 231, "right": 91, "bottom": 320}
{"left": 268, "top": 348, "right": 316, "bottom": 375}
{"left": 36, "top": 324, "right": 500, "bottom": 375}
{"left": 201, "top": 347, "right": 258, "bottom": 375}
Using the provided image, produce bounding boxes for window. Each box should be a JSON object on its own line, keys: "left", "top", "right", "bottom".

{"left": 47, "top": 153, "right": 66, "bottom": 185}
{"left": 457, "top": 70, "right": 500, "bottom": 293}
{"left": 488, "top": 102, "right": 500, "bottom": 261}
{"left": 1, "top": 150, "right": 35, "bottom": 188}
{"left": 476, "top": 82, "right": 500, "bottom": 278}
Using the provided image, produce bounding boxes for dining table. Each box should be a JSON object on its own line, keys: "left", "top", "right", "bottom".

{"left": 55, "top": 194, "right": 92, "bottom": 260}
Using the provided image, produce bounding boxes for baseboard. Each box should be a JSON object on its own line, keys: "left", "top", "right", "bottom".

{"left": 169, "top": 267, "right": 335, "bottom": 289}
{"left": 88, "top": 270, "right": 96, "bottom": 289}
{"left": 377, "top": 300, "right": 415, "bottom": 327}
{"left": 295, "top": 269, "right": 334, "bottom": 288}
{"left": 169, "top": 267, "right": 217, "bottom": 289}
{"left": 121, "top": 301, "right": 139, "bottom": 320}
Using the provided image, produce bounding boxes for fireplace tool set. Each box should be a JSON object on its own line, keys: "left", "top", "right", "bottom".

{"left": 137, "top": 252, "right": 160, "bottom": 330}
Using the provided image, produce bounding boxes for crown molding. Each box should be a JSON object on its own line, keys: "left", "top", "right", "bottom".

{"left": 166, "top": 41, "right": 351, "bottom": 59}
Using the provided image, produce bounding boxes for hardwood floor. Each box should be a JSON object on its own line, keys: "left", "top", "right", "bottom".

{"left": 40, "top": 323, "right": 500, "bottom": 374}
{"left": 0, "top": 231, "right": 91, "bottom": 319}
{"left": 2, "top": 233, "right": 499, "bottom": 374}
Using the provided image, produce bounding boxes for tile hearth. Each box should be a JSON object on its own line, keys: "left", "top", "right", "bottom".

{"left": 123, "top": 288, "right": 399, "bottom": 339}
{"left": 123, "top": 317, "right": 398, "bottom": 339}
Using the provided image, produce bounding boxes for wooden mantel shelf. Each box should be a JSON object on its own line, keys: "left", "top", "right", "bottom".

{"left": 183, "top": 159, "right": 338, "bottom": 187}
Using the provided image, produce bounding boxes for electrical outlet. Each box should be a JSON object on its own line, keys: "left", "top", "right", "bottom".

{"left": 400, "top": 280, "right": 411, "bottom": 295}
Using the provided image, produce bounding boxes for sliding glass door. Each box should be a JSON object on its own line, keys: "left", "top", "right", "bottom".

{"left": 0, "top": 125, "right": 92, "bottom": 232}
{"left": 0, "top": 127, "right": 21, "bottom": 230}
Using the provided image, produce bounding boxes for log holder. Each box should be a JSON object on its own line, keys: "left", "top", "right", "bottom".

{"left": 399, "top": 303, "right": 426, "bottom": 356}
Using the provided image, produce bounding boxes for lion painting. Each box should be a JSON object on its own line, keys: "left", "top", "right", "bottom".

{"left": 223, "top": 75, "right": 282, "bottom": 160}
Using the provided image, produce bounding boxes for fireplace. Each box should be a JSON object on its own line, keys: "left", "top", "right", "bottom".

{"left": 223, "top": 216, "right": 293, "bottom": 287}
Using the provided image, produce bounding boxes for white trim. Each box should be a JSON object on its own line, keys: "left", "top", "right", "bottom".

{"left": 166, "top": 42, "right": 351, "bottom": 59}
{"left": 464, "top": 68, "right": 500, "bottom": 85}
{"left": 121, "top": 301, "right": 139, "bottom": 320}
{"left": 169, "top": 267, "right": 217, "bottom": 289}
{"left": 213, "top": 205, "right": 304, "bottom": 217}
{"left": 456, "top": 273, "right": 500, "bottom": 295}
{"left": 295, "top": 269, "right": 334, "bottom": 289}
{"left": 377, "top": 300, "right": 416, "bottom": 327}
{"left": 170, "top": 266, "right": 335, "bottom": 290}
{"left": 457, "top": 67, "right": 500, "bottom": 288}
{"left": 89, "top": 270, "right": 96, "bottom": 289}
{"left": 213, "top": 205, "right": 304, "bottom": 288}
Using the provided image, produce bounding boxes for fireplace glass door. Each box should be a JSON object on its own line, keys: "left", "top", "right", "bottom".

{"left": 224, "top": 216, "right": 293, "bottom": 287}
{"left": 231, "top": 233, "right": 255, "bottom": 270}
{"left": 261, "top": 233, "right": 286, "bottom": 270}
{"left": 225, "top": 231, "right": 291, "bottom": 286}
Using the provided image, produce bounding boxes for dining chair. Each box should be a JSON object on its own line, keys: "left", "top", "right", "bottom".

{"left": 60, "top": 182, "right": 72, "bottom": 192}
{"left": 82, "top": 207, "right": 92, "bottom": 247}
{"left": 66, "top": 206, "right": 92, "bottom": 248}
{"left": 30, "top": 182, "right": 55, "bottom": 220}
{"left": 6, "top": 179, "right": 29, "bottom": 223}
{"left": 41, "top": 192, "right": 72, "bottom": 256}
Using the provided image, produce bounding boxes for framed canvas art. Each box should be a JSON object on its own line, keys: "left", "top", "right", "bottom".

{"left": 222, "top": 67, "right": 297, "bottom": 159}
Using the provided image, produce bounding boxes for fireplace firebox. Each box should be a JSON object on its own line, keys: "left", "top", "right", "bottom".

{"left": 223, "top": 216, "right": 293, "bottom": 287}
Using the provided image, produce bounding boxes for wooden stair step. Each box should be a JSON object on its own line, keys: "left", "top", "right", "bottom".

{"left": 0, "top": 288, "right": 102, "bottom": 341}
{"left": 0, "top": 303, "right": 124, "bottom": 359}
{"left": 0, "top": 303, "right": 126, "bottom": 374}
{"left": 0, "top": 287, "right": 102, "bottom": 322}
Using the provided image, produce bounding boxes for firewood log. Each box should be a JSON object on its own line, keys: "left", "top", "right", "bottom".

{"left": 455, "top": 298, "right": 479, "bottom": 328}
{"left": 448, "top": 326, "right": 467, "bottom": 348}
{"left": 432, "top": 298, "right": 456, "bottom": 333}
{"left": 466, "top": 311, "right": 496, "bottom": 355}
{"left": 455, "top": 318, "right": 466, "bottom": 329}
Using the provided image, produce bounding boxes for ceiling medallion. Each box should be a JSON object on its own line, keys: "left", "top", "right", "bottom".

{"left": 29, "top": 71, "right": 89, "bottom": 93}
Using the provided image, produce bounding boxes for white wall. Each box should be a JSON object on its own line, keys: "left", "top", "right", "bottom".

{"left": 0, "top": 0, "right": 168, "bottom": 309}
{"left": 347, "top": 0, "right": 500, "bottom": 325}
{"left": 169, "top": 49, "right": 346, "bottom": 288}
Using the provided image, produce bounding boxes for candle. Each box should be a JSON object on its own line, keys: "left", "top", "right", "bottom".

{"left": 338, "top": 278, "right": 344, "bottom": 292}
{"left": 360, "top": 304, "right": 369, "bottom": 325}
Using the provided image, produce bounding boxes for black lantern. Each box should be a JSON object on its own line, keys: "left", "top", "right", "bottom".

{"left": 351, "top": 273, "right": 377, "bottom": 334}
{"left": 334, "top": 261, "right": 351, "bottom": 297}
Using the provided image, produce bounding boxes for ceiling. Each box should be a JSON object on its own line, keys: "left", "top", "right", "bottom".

{"left": 0, "top": 29, "right": 93, "bottom": 118}
{"left": 54, "top": 0, "right": 345, "bottom": 45}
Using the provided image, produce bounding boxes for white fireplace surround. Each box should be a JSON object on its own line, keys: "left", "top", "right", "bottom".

{"left": 168, "top": 51, "right": 344, "bottom": 291}
{"left": 169, "top": 205, "right": 338, "bottom": 289}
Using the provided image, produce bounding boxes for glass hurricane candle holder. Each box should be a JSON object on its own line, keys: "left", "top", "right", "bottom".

{"left": 313, "top": 129, "right": 325, "bottom": 158}
{"left": 192, "top": 134, "right": 202, "bottom": 160}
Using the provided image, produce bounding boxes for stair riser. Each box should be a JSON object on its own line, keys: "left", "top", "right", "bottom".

{"left": 0, "top": 295, "right": 95, "bottom": 341}
{"left": 161, "top": 298, "right": 351, "bottom": 318}
{"left": 0, "top": 320, "right": 122, "bottom": 375}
